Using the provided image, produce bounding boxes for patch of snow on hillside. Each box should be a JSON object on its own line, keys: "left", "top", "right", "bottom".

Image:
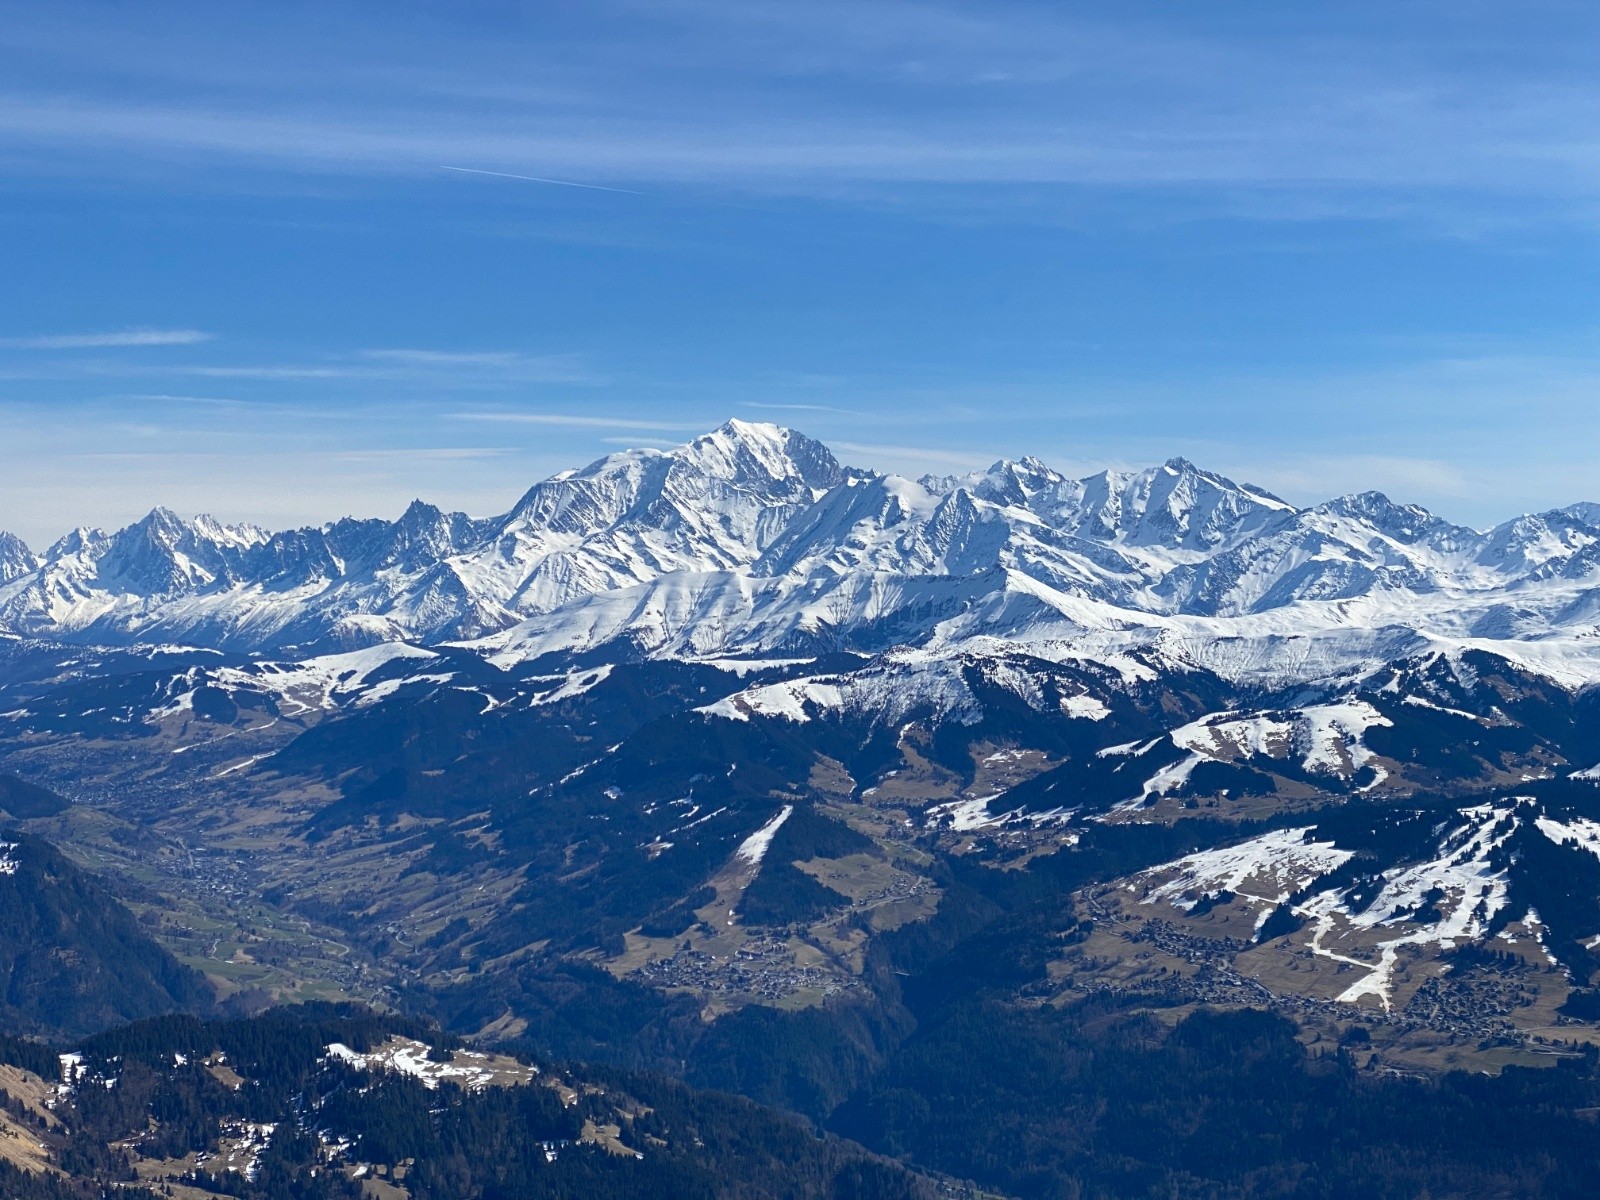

{"left": 701, "top": 678, "right": 844, "bottom": 722}
{"left": 1136, "top": 752, "right": 1203, "bottom": 803}
{"left": 58, "top": 1053, "right": 85, "bottom": 1087}
{"left": 1164, "top": 700, "right": 1391, "bottom": 779}
{"left": 1139, "top": 828, "right": 1351, "bottom": 922}
{"left": 528, "top": 664, "right": 614, "bottom": 706}
{"left": 354, "top": 672, "right": 457, "bottom": 706}
{"left": 1098, "top": 738, "right": 1159, "bottom": 759}
{"left": 325, "top": 1038, "right": 531, "bottom": 1091}
{"left": 209, "top": 753, "right": 273, "bottom": 780}
{"left": 240, "top": 643, "right": 440, "bottom": 714}
{"left": 694, "top": 656, "right": 815, "bottom": 676}
{"left": 1172, "top": 713, "right": 1291, "bottom": 759}
{"left": 1298, "top": 701, "right": 1392, "bottom": 776}
{"left": 1536, "top": 815, "right": 1600, "bottom": 859}
{"left": 1401, "top": 695, "right": 1486, "bottom": 722}
{"left": 1060, "top": 693, "right": 1110, "bottom": 720}
{"left": 929, "top": 794, "right": 1077, "bottom": 832}
{"left": 1299, "top": 803, "right": 1516, "bottom": 1010}
{"left": 929, "top": 795, "right": 1003, "bottom": 832}
{"left": 736, "top": 805, "right": 793, "bottom": 866}
{"left": 0, "top": 841, "right": 16, "bottom": 875}
{"left": 148, "top": 688, "right": 198, "bottom": 720}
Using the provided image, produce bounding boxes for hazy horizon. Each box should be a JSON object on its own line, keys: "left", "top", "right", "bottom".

{"left": 5, "top": 416, "right": 1595, "bottom": 550}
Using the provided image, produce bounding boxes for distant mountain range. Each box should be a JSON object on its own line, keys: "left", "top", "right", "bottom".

{"left": 5, "top": 419, "right": 1600, "bottom": 689}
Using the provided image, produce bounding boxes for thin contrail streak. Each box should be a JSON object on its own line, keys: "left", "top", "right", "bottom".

{"left": 440, "top": 165, "right": 645, "bottom": 195}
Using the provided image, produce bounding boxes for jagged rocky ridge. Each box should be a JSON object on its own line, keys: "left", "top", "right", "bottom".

{"left": 1, "top": 420, "right": 1599, "bottom": 689}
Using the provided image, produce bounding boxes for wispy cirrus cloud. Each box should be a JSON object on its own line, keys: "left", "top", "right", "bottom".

{"left": 439, "top": 166, "right": 646, "bottom": 195}
{"left": 178, "top": 351, "right": 595, "bottom": 384}
{"left": 0, "top": 328, "right": 211, "bottom": 349}
{"left": 1227, "top": 455, "right": 1473, "bottom": 506}
{"left": 1, "top": 88, "right": 1591, "bottom": 206}
{"left": 319, "top": 447, "right": 517, "bottom": 462}
{"left": 118, "top": 393, "right": 251, "bottom": 407}
{"left": 3, "top": 2, "right": 1599, "bottom": 225}
{"left": 742, "top": 401, "right": 862, "bottom": 416}
{"left": 600, "top": 436, "right": 682, "bottom": 448}
{"left": 0, "top": 348, "right": 600, "bottom": 387}
{"left": 359, "top": 348, "right": 534, "bottom": 366}
{"left": 828, "top": 440, "right": 994, "bottom": 472}
{"left": 452, "top": 411, "right": 703, "bottom": 432}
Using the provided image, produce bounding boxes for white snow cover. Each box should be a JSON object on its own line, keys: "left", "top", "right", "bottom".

{"left": 1060, "top": 693, "right": 1111, "bottom": 720}
{"left": 1247, "top": 804, "right": 1519, "bottom": 1009}
{"left": 57, "top": 1053, "right": 87, "bottom": 1098}
{"left": 703, "top": 679, "right": 846, "bottom": 724}
{"left": 0, "top": 840, "right": 16, "bottom": 876}
{"left": 1135, "top": 754, "right": 1205, "bottom": 805}
{"left": 1135, "top": 803, "right": 1600, "bottom": 1011}
{"left": 930, "top": 796, "right": 1006, "bottom": 832}
{"left": 1535, "top": 815, "right": 1600, "bottom": 859}
{"left": 1309, "top": 804, "right": 1517, "bottom": 1008}
{"left": 1137, "top": 828, "right": 1353, "bottom": 926}
{"left": 735, "top": 805, "right": 793, "bottom": 866}
{"left": 927, "top": 794, "right": 1077, "bottom": 832}
{"left": 1160, "top": 700, "right": 1393, "bottom": 782}
{"left": 325, "top": 1038, "right": 529, "bottom": 1091}
{"left": 700, "top": 647, "right": 1118, "bottom": 730}
{"left": 526, "top": 664, "right": 614, "bottom": 706}
{"left": 208, "top": 642, "right": 442, "bottom": 715}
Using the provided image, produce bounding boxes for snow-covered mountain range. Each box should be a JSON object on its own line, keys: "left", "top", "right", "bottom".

{"left": 5, "top": 418, "right": 1600, "bottom": 687}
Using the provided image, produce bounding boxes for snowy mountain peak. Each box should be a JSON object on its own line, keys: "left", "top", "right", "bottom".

{"left": 505, "top": 420, "right": 843, "bottom": 529}
{"left": 1068, "top": 457, "right": 1295, "bottom": 553}
{"left": 190, "top": 513, "right": 269, "bottom": 548}
{"left": 382, "top": 501, "right": 483, "bottom": 571}
{"left": 92, "top": 507, "right": 246, "bottom": 596}
{"left": 1316, "top": 491, "right": 1471, "bottom": 548}
{"left": 1561, "top": 501, "right": 1600, "bottom": 527}
{"left": 678, "top": 419, "right": 844, "bottom": 495}
{"left": 44, "top": 526, "right": 107, "bottom": 562}
{"left": 0, "top": 530, "right": 36, "bottom": 583}
{"left": 137, "top": 505, "right": 187, "bottom": 533}
{"left": 960, "top": 456, "right": 1067, "bottom": 508}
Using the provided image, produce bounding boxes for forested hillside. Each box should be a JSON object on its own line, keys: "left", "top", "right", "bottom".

{"left": 0, "top": 829, "right": 212, "bottom": 1038}
{"left": 0, "top": 1004, "right": 934, "bottom": 1200}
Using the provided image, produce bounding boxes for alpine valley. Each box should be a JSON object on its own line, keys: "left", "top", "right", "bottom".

{"left": 8, "top": 421, "right": 1600, "bottom": 1198}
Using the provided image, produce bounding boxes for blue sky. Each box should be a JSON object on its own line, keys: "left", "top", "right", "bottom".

{"left": 2, "top": 0, "right": 1599, "bottom": 544}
